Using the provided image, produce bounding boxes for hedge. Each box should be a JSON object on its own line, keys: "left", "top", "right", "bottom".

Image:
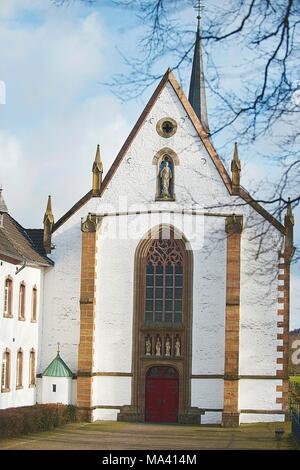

{"left": 0, "top": 404, "right": 79, "bottom": 438}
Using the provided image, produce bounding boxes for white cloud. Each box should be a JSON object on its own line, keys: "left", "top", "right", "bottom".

{"left": 0, "top": 0, "right": 130, "bottom": 226}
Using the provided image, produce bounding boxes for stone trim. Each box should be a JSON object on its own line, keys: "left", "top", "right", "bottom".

{"left": 78, "top": 373, "right": 286, "bottom": 379}
{"left": 94, "top": 372, "right": 133, "bottom": 377}
{"left": 156, "top": 117, "right": 177, "bottom": 138}
{"left": 152, "top": 148, "right": 180, "bottom": 166}
{"left": 76, "top": 216, "right": 101, "bottom": 420}
{"left": 240, "top": 409, "right": 286, "bottom": 415}
{"left": 222, "top": 215, "right": 243, "bottom": 428}
{"left": 276, "top": 253, "right": 290, "bottom": 415}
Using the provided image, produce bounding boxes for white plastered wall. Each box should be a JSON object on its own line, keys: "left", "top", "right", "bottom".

{"left": 0, "top": 260, "right": 43, "bottom": 409}
{"left": 40, "top": 80, "right": 284, "bottom": 422}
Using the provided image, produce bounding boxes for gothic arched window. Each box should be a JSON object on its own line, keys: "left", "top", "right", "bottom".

{"left": 145, "top": 238, "right": 184, "bottom": 324}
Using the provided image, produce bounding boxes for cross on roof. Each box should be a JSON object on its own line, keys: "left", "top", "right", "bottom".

{"left": 194, "top": 1, "right": 204, "bottom": 21}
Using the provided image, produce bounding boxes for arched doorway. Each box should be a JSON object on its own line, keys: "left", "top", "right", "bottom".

{"left": 145, "top": 366, "right": 179, "bottom": 423}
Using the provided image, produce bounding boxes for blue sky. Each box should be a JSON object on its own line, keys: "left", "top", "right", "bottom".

{"left": 0, "top": 0, "right": 299, "bottom": 328}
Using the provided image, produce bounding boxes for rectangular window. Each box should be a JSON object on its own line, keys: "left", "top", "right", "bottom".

{"left": 29, "top": 350, "right": 36, "bottom": 386}
{"left": 31, "top": 287, "right": 37, "bottom": 321}
{"left": 19, "top": 283, "right": 26, "bottom": 320}
{"left": 4, "top": 286, "right": 8, "bottom": 315}
{"left": 1, "top": 350, "right": 10, "bottom": 390}
{"left": 52, "top": 384, "right": 56, "bottom": 393}
{"left": 16, "top": 351, "right": 23, "bottom": 388}
{"left": 4, "top": 278, "right": 12, "bottom": 317}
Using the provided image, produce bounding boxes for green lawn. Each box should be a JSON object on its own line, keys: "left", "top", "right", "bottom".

{"left": 290, "top": 376, "right": 300, "bottom": 384}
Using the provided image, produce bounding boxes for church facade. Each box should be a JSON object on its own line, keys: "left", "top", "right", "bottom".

{"left": 0, "top": 24, "right": 295, "bottom": 427}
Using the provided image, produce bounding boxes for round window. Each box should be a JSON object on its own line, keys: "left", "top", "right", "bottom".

{"left": 156, "top": 117, "right": 177, "bottom": 138}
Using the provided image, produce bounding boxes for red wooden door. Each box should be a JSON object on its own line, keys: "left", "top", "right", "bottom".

{"left": 145, "top": 367, "right": 179, "bottom": 423}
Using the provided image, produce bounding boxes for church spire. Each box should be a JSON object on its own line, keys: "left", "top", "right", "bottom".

{"left": 188, "top": 4, "right": 210, "bottom": 134}
{"left": 0, "top": 187, "right": 8, "bottom": 213}
{"left": 92, "top": 144, "right": 103, "bottom": 197}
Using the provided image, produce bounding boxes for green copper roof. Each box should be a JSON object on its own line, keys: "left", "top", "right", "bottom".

{"left": 43, "top": 353, "right": 73, "bottom": 377}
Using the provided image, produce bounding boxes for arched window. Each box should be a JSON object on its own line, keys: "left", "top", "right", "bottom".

{"left": 4, "top": 277, "right": 13, "bottom": 317}
{"left": 29, "top": 349, "right": 36, "bottom": 387}
{"left": 1, "top": 349, "right": 11, "bottom": 391}
{"left": 18, "top": 282, "right": 26, "bottom": 320}
{"left": 124, "top": 225, "right": 194, "bottom": 424}
{"left": 16, "top": 349, "right": 23, "bottom": 389}
{"left": 145, "top": 237, "right": 184, "bottom": 324}
{"left": 31, "top": 286, "right": 37, "bottom": 322}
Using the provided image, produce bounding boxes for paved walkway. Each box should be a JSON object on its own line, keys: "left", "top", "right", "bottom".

{"left": 0, "top": 421, "right": 297, "bottom": 450}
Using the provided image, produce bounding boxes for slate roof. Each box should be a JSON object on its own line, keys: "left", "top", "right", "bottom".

{"left": 43, "top": 353, "right": 73, "bottom": 378}
{"left": 0, "top": 212, "right": 53, "bottom": 266}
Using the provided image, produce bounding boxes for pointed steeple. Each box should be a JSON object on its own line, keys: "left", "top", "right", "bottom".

{"left": 231, "top": 142, "right": 241, "bottom": 195}
{"left": 92, "top": 144, "right": 103, "bottom": 197}
{"left": 43, "top": 195, "right": 54, "bottom": 254}
{"left": 188, "top": 12, "right": 210, "bottom": 134}
{"left": 284, "top": 197, "right": 295, "bottom": 261}
{"left": 0, "top": 187, "right": 8, "bottom": 213}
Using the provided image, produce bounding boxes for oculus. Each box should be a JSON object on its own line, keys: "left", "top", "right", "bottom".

{"left": 156, "top": 117, "right": 177, "bottom": 138}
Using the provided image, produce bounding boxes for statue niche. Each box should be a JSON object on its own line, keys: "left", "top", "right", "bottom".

{"left": 158, "top": 155, "right": 174, "bottom": 200}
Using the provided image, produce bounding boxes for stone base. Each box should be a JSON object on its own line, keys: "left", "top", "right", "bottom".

{"left": 222, "top": 411, "right": 240, "bottom": 427}
{"left": 77, "top": 407, "right": 94, "bottom": 422}
{"left": 117, "top": 406, "right": 144, "bottom": 423}
{"left": 179, "top": 407, "right": 203, "bottom": 424}
{"left": 117, "top": 406, "right": 203, "bottom": 424}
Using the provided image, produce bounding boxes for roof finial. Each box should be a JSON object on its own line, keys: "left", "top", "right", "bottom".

{"left": 189, "top": 1, "right": 210, "bottom": 134}
{"left": 57, "top": 342, "right": 60, "bottom": 355}
{"left": 0, "top": 185, "right": 8, "bottom": 213}
{"left": 285, "top": 197, "right": 295, "bottom": 226}
{"left": 92, "top": 144, "right": 103, "bottom": 197}
{"left": 43, "top": 195, "right": 54, "bottom": 254}
{"left": 284, "top": 197, "right": 295, "bottom": 261}
{"left": 231, "top": 142, "right": 241, "bottom": 195}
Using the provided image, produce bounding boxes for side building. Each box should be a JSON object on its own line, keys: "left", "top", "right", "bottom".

{"left": 0, "top": 190, "right": 53, "bottom": 409}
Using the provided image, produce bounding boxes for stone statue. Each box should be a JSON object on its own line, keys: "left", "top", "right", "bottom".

{"left": 155, "top": 337, "right": 162, "bottom": 356}
{"left": 165, "top": 337, "right": 171, "bottom": 357}
{"left": 175, "top": 337, "right": 181, "bottom": 357}
{"left": 160, "top": 161, "right": 172, "bottom": 198}
{"left": 145, "top": 337, "right": 151, "bottom": 356}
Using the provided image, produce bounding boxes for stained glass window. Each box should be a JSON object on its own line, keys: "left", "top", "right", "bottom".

{"left": 145, "top": 238, "right": 184, "bottom": 323}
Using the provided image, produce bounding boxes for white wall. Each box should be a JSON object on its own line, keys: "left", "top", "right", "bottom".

{"left": 93, "top": 376, "right": 131, "bottom": 406}
{"left": 0, "top": 260, "right": 43, "bottom": 409}
{"left": 239, "top": 379, "right": 282, "bottom": 410}
{"left": 239, "top": 213, "right": 282, "bottom": 376}
{"left": 40, "top": 80, "right": 284, "bottom": 422}
{"left": 191, "top": 379, "right": 224, "bottom": 409}
{"left": 40, "top": 376, "right": 72, "bottom": 405}
{"left": 41, "top": 198, "right": 99, "bottom": 372}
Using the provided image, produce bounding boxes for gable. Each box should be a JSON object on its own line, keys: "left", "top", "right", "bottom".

{"left": 54, "top": 70, "right": 284, "bottom": 234}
